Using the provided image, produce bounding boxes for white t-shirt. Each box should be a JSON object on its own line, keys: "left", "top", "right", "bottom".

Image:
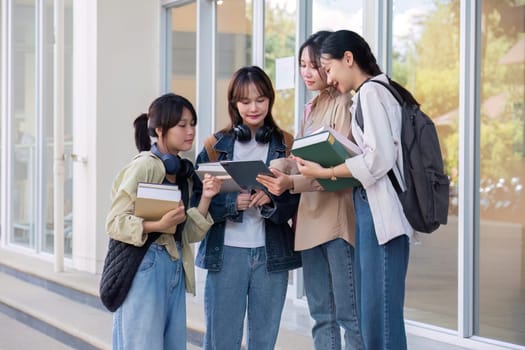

{"left": 224, "top": 137, "right": 269, "bottom": 248}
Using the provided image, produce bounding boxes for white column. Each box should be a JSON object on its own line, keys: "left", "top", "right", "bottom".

{"left": 363, "top": 0, "right": 390, "bottom": 72}
{"left": 252, "top": 0, "right": 265, "bottom": 67}
{"left": 72, "top": 0, "right": 161, "bottom": 273}
{"left": 294, "top": 0, "right": 311, "bottom": 134}
{"left": 71, "top": 0, "right": 97, "bottom": 272}
{"left": 362, "top": 0, "right": 378, "bottom": 58}
{"left": 196, "top": 0, "right": 215, "bottom": 151}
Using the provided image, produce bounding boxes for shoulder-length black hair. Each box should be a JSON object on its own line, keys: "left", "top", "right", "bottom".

{"left": 221, "top": 66, "right": 282, "bottom": 139}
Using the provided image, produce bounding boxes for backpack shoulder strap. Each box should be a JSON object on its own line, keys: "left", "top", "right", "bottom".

{"left": 355, "top": 77, "right": 404, "bottom": 131}
{"left": 355, "top": 94, "right": 364, "bottom": 131}
{"left": 282, "top": 131, "right": 294, "bottom": 157}
{"left": 204, "top": 135, "right": 219, "bottom": 162}
{"left": 368, "top": 79, "right": 404, "bottom": 105}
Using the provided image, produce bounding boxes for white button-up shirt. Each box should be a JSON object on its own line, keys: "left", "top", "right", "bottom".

{"left": 344, "top": 74, "right": 415, "bottom": 244}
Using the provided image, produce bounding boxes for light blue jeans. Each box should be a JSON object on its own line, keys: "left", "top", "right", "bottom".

{"left": 302, "top": 238, "right": 362, "bottom": 350}
{"left": 353, "top": 187, "right": 410, "bottom": 350}
{"left": 112, "top": 242, "right": 186, "bottom": 350}
{"left": 203, "top": 245, "right": 288, "bottom": 350}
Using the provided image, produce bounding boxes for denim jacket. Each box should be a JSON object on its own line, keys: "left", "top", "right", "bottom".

{"left": 191, "top": 131, "right": 302, "bottom": 273}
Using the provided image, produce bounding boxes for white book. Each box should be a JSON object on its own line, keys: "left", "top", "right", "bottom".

{"left": 135, "top": 183, "right": 181, "bottom": 234}
{"left": 196, "top": 162, "right": 242, "bottom": 192}
{"left": 136, "top": 182, "right": 181, "bottom": 201}
{"left": 195, "top": 162, "right": 231, "bottom": 180}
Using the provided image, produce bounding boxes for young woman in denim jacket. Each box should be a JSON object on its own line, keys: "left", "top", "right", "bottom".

{"left": 257, "top": 31, "right": 361, "bottom": 350}
{"left": 294, "top": 30, "right": 417, "bottom": 350}
{"left": 105, "top": 93, "right": 222, "bottom": 350}
{"left": 192, "top": 66, "right": 301, "bottom": 350}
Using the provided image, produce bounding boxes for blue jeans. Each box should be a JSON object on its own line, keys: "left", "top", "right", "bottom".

{"left": 353, "top": 187, "right": 410, "bottom": 350}
{"left": 203, "top": 245, "right": 288, "bottom": 350}
{"left": 112, "top": 242, "right": 186, "bottom": 350}
{"left": 302, "top": 238, "right": 362, "bottom": 350}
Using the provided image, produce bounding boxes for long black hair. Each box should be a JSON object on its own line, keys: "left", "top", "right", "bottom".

{"left": 321, "top": 30, "right": 419, "bottom": 106}
{"left": 298, "top": 30, "right": 332, "bottom": 82}
{"left": 134, "top": 93, "right": 197, "bottom": 152}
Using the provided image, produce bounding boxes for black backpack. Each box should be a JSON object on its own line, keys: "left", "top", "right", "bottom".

{"left": 355, "top": 79, "right": 449, "bottom": 233}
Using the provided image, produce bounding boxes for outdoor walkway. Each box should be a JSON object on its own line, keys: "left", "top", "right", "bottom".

{"left": 0, "top": 247, "right": 500, "bottom": 350}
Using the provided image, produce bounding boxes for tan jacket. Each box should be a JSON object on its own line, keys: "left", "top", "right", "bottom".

{"left": 292, "top": 89, "right": 356, "bottom": 251}
{"left": 105, "top": 151, "right": 213, "bottom": 295}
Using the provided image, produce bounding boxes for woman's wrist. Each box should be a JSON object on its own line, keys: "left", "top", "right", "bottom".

{"left": 329, "top": 167, "right": 337, "bottom": 181}
{"left": 322, "top": 167, "right": 334, "bottom": 180}
{"left": 197, "top": 196, "right": 211, "bottom": 216}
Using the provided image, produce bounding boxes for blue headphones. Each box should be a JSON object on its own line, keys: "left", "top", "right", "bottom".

{"left": 150, "top": 143, "right": 193, "bottom": 177}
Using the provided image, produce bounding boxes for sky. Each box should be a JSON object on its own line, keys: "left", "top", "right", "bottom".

{"left": 266, "top": 0, "right": 436, "bottom": 47}
{"left": 265, "top": 0, "right": 438, "bottom": 55}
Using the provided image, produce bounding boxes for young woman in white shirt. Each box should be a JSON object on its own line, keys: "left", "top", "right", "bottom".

{"left": 294, "top": 30, "right": 417, "bottom": 350}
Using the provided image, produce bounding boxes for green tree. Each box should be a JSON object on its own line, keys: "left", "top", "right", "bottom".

{"left": 393, "top": 0, "right": 524, "bottom": 182}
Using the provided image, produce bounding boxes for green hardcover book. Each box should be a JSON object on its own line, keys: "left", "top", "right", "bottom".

{"left": 291, "top": 130, "right": 361, "bottom": 191}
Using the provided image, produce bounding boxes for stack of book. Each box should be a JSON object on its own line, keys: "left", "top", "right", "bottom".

{"left": 291, "top": 127, "right": 362, "bottom": 191}
{"left": 135, "top": 182, "right": 181, "bottom": 233}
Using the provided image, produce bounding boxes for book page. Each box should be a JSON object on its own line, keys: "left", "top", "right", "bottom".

{"left": 313, "top": 126, "right": 362, "bottom": 156}
{"left": 196, "top": 162, "right": 232, "bottom": 179}
{"left": 292, "top": 131, "right": 330, "bottom": 149}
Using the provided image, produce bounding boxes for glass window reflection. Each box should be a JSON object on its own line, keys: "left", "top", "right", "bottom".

{"left": 11, "top": 0, "right": 37, "bottom": 249}
{"left": 478, "top": 0, "right": 525, "bottom": 344}
{"left": 216, "top": 0, "right": 252, "bottom": 132}
{"left": 264, "top": 0, "right": 296, "bottom": 134}
{"left": 392, "top": 0, "right": 460, "bottom": 331}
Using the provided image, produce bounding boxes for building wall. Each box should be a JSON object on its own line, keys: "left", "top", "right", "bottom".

{"left": 71, "top": 0, "right": 161, "bottom": 272}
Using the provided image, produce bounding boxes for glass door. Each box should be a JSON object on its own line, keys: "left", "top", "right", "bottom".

{"left": 478, "top": 0, "right": 524, "bottom": 345}
{"left": 215, "top": 0, "right": 253, "bottom": 132}
{"left": 11, "top": 0, "right": 37, "bottom": 250}
{"left": 6, "top": 0, "right": 73, "bottom": 257}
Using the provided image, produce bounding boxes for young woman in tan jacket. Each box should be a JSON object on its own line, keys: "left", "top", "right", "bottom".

{"left": 257, "top": 31, "right": 362, "bottom": 350}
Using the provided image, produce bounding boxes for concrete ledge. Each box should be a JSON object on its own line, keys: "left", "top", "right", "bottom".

{"left": 0, "top": 264, "right": 105, "bottom": 311}
{"left": 0, "top": 272, "right": 112, "bottom": 350}
{"left": 0, "top": 248, "right": 100, "bottom": 297}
